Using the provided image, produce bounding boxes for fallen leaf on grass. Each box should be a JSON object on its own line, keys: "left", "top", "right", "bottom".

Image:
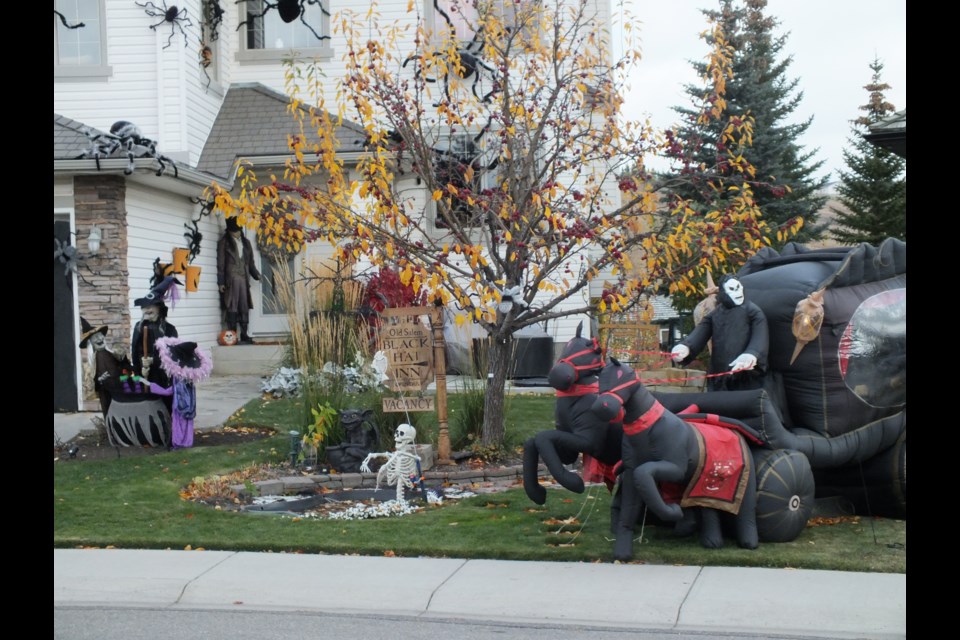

{"left": 184, "top": 545, "right": 192, "bottom": 551}
{"left": 806, "top": 516, "right": 860, "bottom": 527}
{"left": 543, "top": 517, "right": 580, "bottom": 526}
{"left": 384, "top": 550, "right": 396, "bottom": 557}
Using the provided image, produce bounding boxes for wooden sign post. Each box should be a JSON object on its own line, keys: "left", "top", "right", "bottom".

{"left": 379, "top": 306, "right": 452, "bottom": 465}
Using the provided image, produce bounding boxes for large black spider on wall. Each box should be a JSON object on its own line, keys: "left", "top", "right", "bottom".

{"left": 136, "top": 1, "right": 195, "bottom": 49}
{"left": 235, "top": 0, "right": 331, "bottom": 42}
{"left": 203, "top": 0, "right": 225, "bottom": 41}
{"left": 431, "top": 118, "right": 501, "bottom": 228}
{"left": 403, "top": 1, "right": 501, "bottom": 107}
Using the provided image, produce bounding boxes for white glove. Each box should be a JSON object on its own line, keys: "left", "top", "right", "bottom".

{"left": 729, "top": 353, "right": 758, "bottom": 372}
{"left": 671, "top": 344, "right": 690, "bottom": 362}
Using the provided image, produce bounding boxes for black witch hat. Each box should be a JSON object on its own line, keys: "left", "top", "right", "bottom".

{"left": 134, "top": 275, "right": 182, "bottom": 308}
{"left": 78, "top": 316, "right": 108, "bottom": 349}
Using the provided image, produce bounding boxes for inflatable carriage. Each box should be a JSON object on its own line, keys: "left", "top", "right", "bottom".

{"left": 658, "top": 239, "right": 906, "bottom": 519}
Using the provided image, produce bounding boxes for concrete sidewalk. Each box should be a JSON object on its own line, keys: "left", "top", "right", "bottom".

{"left": 53, "top": 549, "right": 906, "bottom": 639}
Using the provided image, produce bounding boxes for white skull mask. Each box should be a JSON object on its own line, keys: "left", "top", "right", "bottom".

{"left": 722, "top": 278, "right": 745, "bottom": 307}
{"left": 395, "top": 424, "right": 416, "bottom": 446}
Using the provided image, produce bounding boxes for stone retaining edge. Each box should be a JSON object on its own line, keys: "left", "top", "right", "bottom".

{"left": 238, "top": 463, "right": 550, "bottom": 496}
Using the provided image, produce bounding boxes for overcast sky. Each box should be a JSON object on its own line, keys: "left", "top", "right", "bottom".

{"left": 613, "top": 1, "right": 907, "bottom": 189}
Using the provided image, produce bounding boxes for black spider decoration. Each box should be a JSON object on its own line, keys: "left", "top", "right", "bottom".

{"left": 54, "top": 10, "right": 85, "bottom": 29}
{"left": 54, "top": 237, "right": 79, "bottom": 277}
{"left": 184, "top": 221, "right": 203, "bottom": 262}
{"left": 150, "top": 257, "right": 166, "bottom": 287}
{"left": 136, "top": 1, "right": 194, "bottom": 49}
{"left": 202, "top": 0, "right": 225, "bottom": 41}
{"left": 54, "top": 237, "right": 95, "bottom": 286}
{"left": 76, "top": 121, "right": 179, "bottom": 178}
{"left": 403, "top": 3, "right": 500, "bottom": 107}
{"left": 199, "top": 2, "right": 224, "bottom": 90}
{"left": 235, "top": 0, "right": 331, "bottom": 42}
{"left": 189, "top": 196, "right": 217, "bottom": 221}
{"left": 432, "top": 120, "right": 500, "bottom": 228}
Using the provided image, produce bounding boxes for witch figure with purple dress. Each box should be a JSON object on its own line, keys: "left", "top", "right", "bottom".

{"left": 135, "top": 338, "right": 213, "bottom": 449}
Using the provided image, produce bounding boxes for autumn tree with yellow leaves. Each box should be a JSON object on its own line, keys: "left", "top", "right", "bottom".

{"left": 211, "top": 0, "right": 792, "bottom": 447}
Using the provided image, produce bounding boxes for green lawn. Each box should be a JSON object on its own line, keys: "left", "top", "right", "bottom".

{"left": 54, "top": 394, "right": 906, "bottom": 573}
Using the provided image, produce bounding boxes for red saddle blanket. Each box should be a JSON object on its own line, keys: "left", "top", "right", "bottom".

{"left": 660, "top": 421, "right": 752, "bottom": 515}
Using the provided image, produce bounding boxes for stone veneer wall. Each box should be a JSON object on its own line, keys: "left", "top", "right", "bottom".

{"left": 74, "top": 176, "right": 130, "bottom": 407}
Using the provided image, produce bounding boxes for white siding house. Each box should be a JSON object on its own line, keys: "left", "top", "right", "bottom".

{"left": 54, "top": 0, "right": 620, "bottom": 411}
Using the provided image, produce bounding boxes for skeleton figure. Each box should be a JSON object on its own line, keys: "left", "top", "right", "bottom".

{"left": 360, "top": 424, "right": 421, "bottom": 503}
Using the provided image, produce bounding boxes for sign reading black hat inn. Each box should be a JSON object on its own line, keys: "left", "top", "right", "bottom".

{"left": 378, "top": 313, "right": 434, "bottom": 392}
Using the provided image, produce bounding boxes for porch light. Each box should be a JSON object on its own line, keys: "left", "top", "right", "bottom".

{"left": 87, "top": 225, "right": 103, "bottom": 255}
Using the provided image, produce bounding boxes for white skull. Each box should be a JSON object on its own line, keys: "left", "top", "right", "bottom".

{"left": 395, "top": 423, "right": 416, "bottom": 446}
{"left": 723, "top": 278, "right": 745, "bottom": 307}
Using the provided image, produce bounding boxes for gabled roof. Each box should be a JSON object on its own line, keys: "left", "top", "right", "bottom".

{"left": 54, "top": 113, "right": 104, "bottom": 160}
{"left": 197, "top": 83, "right": 368, "bottom": 180}
{"left": 54, "top": 113, "right": 229, "bottom": 190}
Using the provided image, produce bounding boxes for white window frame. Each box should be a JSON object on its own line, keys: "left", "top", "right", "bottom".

{"left": 425, "top": 0, "right": 542, "bottom": 45}
{"left": 54, "top": 0, "right": 112, "bottom": 80}
{"left": 235, "top": 0, "right": 333, "bottom": 65}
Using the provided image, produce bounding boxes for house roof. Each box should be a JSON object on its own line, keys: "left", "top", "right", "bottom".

{"left": 54, "top": 113, "right": 104, "bottom": 159}
{"left": 864, "top": 109, "right": 906, "bottom": 158}
{"left": 54, "top": 113, "right": 230, "bottom": 191}
{"left": 197, "top": 83, "right": 369, "bottom": 180}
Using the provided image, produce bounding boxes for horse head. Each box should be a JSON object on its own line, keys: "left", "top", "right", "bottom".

{"left": 548, "top": 321, "right": 604, "bottom": 391}
{"left": 592, "top": 357, "right": 642, "bottom": 421}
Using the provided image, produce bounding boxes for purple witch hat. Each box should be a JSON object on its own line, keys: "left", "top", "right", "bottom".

{"left": 134, "top": 275, "right": 182, "bottom": 309}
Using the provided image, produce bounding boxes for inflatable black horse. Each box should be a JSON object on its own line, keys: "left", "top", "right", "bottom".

{"left": 522, "top": 323, "right": 623, "bottom": 506}
{"left": 593, "top": 358, "right": 764, "bottom": 559}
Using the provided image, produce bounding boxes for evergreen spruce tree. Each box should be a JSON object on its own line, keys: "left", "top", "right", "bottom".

{"left": 830, "top": 58, "right": 906, "bottom": 245}
{"left": 665, "top": 0, "right": 829, "bottom": 251}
